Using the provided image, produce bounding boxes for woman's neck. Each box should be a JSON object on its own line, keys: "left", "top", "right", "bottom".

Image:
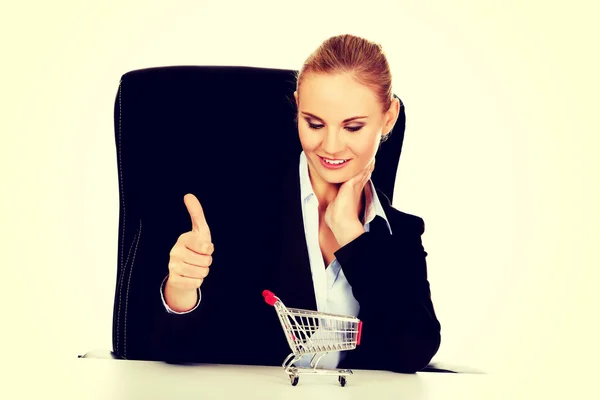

{"left": 309, "top": 169, "right": 339, "bottom": 211}
{"left": 308, "top": 165, "right": 365, "bottom": 220}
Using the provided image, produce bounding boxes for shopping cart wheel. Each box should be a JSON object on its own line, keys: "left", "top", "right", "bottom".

{"left": 290, "top": 375, "right": 299, "bottom": 386}
{"left": 338, "top": 376, "right": 347, "bottom": 387}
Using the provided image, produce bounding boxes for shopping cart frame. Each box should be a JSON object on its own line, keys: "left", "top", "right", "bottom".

{"left": 262, "top": 290, "right": 362, "bottom": 387}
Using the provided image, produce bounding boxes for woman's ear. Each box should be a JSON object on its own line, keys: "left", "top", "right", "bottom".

{"left": 381, "top": 98, "right": 400, "bottom": 142}
{"left": 383, "top": 97, "right": 400, "bottom": 133}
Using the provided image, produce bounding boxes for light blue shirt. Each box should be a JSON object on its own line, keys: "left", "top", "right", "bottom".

{"left": 293, "top": 151, "right": 392, "bottom": 369}
{"left": 161, "top": 151, "right": 392, "bottom": 369}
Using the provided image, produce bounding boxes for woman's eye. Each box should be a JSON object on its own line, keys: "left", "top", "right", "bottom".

{"left": 306, "top": 122, "right": 363, "bottom": 132}
{"left": 345, "top": 126, "right": 363, "bottom": 132}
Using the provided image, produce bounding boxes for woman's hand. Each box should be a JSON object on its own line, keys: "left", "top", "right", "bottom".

{"left": 324, "top": 158, "right": 375, "bottom": 247}
{"left": 164, "top": 193, "right": 214, "bottom": 312}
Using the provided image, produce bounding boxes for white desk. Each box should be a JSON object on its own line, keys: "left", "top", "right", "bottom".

{"left": 7, "top": 358, "right": 505, "bottom": 400}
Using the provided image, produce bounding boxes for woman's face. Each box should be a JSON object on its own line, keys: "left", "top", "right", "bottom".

{"left": 294, "top": 72, "right": 397, "bottom": 185}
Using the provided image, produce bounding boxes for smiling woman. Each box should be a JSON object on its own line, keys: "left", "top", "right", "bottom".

{"left": 155, "top": 33, "right": 441, "bottom": 374}
{"left": 293, "top": 35, "right": 399, "bottom": 193}
{"left": 286, "top": 35, "right": 441, "bottom": 371}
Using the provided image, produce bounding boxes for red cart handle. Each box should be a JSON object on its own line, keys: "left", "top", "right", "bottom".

{"left": 262, "top": 290, "right": 277, "bottom": 306}
{"left": 357, "top": 320, "right": 363, "bottom": 346}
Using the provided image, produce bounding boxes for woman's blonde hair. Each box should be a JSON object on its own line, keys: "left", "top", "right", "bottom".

{"left": 296, "top": 34, "right": 394, "bottom": 113}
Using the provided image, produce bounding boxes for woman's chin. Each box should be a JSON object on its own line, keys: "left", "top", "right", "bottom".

{"left": 318, "top": 172, "right": 349, "bottom": 185}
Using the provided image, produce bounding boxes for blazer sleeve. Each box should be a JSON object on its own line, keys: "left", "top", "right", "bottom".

{"left": 146, "top": 289, "right": 210, "bottom": 363}
{"left": 334, "top": 215, "right": 441, "bottom": 373}
{"left": 124, "top": 230, "right": 210, "bottom": 363}
{"left": 159, "top": 275, "right": 202, "bottom": 314}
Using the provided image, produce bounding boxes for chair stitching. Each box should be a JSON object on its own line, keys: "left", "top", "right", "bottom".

{"left": 116, "top": 82, "right": 126, "bottom": 355}
{"left": 124, "top": 219, "right": 142, "bottom": 358}
{"left": 123, "top": 228, "right": 138, "bottom": 282}
{"left": 115, "top": 227, "right": 138, "bottom": 358}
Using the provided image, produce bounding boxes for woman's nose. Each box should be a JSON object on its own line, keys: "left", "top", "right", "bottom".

{"left": 321, "top": 129, "right": 345, "bottom": 155}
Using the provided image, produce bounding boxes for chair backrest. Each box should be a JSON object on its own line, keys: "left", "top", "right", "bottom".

{"left": 111, "top": 66, "right": 406, "bottom": 359}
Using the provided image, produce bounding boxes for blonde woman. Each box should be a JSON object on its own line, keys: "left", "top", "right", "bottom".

{"left": 158, "top": 34, "right": 441, "bottom": 373}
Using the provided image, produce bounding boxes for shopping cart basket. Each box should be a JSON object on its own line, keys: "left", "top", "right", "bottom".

{"left": 262, "top": 290, "right": 362, "bottom": 386}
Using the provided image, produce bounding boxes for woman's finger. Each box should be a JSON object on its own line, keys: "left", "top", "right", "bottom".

{"left": 361, "top": 160, "right": 374, "bottom": 184}
{"left": 360, "top": 170, "right": 372, "bottom": 189}
{"left": 179, "top": 262, "right": 210, "bottom": 279}
{"left": 184, "top": 251, "right": 213, "bottom": 267}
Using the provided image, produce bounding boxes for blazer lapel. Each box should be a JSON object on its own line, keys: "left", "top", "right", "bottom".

{"left": 264, "top": 180, "right": 392, "bottom": 311}
{"left": 267, "top": 159, "right": 317, "bottom": 311}
{"left": 370, "top": 188, "right": 394, "bottom": 236}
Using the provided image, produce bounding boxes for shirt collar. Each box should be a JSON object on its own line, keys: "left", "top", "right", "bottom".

{"left": 299, "top": 151, "right": 315, "bottom": 203}
{"left": 298, "top": 151, "right": 392, "bottom": 234}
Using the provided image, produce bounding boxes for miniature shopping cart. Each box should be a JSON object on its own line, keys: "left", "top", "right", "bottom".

{"left": 262, "top": 290, "right": 362, "bottom": 387}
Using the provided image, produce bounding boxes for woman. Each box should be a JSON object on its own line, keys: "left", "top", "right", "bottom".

{"left": 155, "top": 34, "right": 441, "bottom": 373}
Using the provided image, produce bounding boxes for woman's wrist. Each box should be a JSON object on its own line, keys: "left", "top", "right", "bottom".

{"left": 332, "top": 220, "right": 365, "bottom": 247}
{"left": 164, "top": 280, "right": 199, "bottom": 312}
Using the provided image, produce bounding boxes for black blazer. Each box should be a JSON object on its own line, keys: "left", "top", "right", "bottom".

{"left": 145, "top": 159, "right": 441, "bottom": 373}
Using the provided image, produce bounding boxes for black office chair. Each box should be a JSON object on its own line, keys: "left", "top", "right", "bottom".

{"left": 81, "top": 65, "right": 472, "bottom": 373}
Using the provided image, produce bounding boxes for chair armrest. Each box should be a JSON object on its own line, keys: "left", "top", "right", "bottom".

{"left": 76, "top": 351, "right": 482, "bottom": 373}
{"left": 422, "top": 361, "right": 485, "bottom": 374}
{"left": 78, "top": 349, "right": 124, "bottom": 359}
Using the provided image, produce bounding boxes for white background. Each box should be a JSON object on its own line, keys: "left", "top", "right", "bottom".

{"left": 2, "top": 0, "right": 598, "bottom": 385}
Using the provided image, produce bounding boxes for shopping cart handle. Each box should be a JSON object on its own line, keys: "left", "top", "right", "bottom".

{"left": 262, "top": 290, "right": 277, "bottom": 306}
{"left": 357, "top": 320, "right": 363, "bottom": 346}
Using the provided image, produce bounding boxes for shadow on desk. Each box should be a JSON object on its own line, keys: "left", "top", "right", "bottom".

{"left": 78, "top": 349, "right": 485, "bottom": 374}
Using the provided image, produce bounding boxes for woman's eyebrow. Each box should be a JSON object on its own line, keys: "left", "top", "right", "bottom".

{"left": 301, "top": 111, "right": 368, "bottom": 123}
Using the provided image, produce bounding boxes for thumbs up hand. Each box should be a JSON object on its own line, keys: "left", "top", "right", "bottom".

{"left": 185, "top": 193, "right": 212, "bottom": 242}
{"left": 164, "top": 194, "right": 214, "bottom": 312}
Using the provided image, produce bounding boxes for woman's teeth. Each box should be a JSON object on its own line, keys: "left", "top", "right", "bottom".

{"left": 323, "top": 159, "right": 348, "bottom": 165}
